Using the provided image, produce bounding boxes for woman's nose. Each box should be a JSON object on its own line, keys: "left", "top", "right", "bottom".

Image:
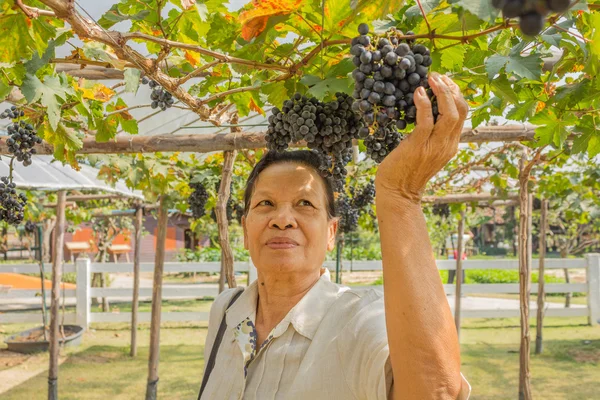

{"left": 269, "top": 207, "right": 297, "bottom": 230}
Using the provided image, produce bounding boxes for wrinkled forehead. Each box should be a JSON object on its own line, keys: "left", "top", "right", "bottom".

{"left": 252, "top": 162, "right": 326, "bottom": 199}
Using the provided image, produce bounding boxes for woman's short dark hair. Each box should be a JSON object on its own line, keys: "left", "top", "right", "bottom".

{"left": 243, "top": 150, "right": 336, "bottom": 219}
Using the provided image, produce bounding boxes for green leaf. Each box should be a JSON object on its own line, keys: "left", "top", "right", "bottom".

{"left": 22, "top": 74, "right": 72, "bottom": 131}
{"left": 98, "top": 3, "right": 151, "bottom": 29}
{"left": 484, "top": 52, "right": 542, "bottom": 81}
{"left": 96, "top": 116, "right": 119, "bottom": 142}
{"left": 491, "top": 75, "right": 519, "bottom": 104}
{"left": 25, "top": 40, "right": 56, "bottom": 75}
{"left": 0, "top": 80, "right": 11, "bottom": 101}
{"left": 530, "top": 110, "right": 577, "bottom": 147}
{"left": 230, "top": 91, "right": 254, "bottom": 117}
{"left": 506, "top": 99, "right": 537, "bottom": 121}
{"left": 451, "top": 0, "right": 499, "bottom": 22}
{"left": 541, "top": 33, "right": 562, "bottom": 48}
{"left": 262, "top": 81, "right": 290, "bottom": 107}
{"left": 124, "top": 68, "right": 141, "bottom": 94}
{"left": 306, "top": 77, "right": 353, "bottom": 100}
{"left": 440, "top": 46, "right": 466, "bottom": 71}
{"left": 120, "top": 118, "right": 139, "bottom": 135}
{"left": 484, "top": 54, "right": 507, "bottom": 80}
{"left": 0, "top": 11, "right": 35, "bottom": 63}
{"left": 405, "top": 0, "right": 442, "bottom": 18}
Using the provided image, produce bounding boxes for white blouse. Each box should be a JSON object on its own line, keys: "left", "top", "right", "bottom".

{"left": 200, "top": 269, "right": 471, "bottom": 399}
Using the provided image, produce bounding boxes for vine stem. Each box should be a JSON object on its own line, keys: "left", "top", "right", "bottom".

{"left": 8, "top": 156, "right": 15, "bottom": 183}
{"left": 103, "top": 103, "right": 190, "bottom": 117}
{"left": 416, "top": 0, "right": 432, "bottom": 34}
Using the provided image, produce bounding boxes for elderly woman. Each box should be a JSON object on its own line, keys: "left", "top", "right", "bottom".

{"left": 198, "top": 73, "right": 471, "bottom": 400}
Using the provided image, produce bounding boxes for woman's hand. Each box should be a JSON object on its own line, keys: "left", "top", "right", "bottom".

{"left": 375, "top": 73, "right": 468, "bottom": 203}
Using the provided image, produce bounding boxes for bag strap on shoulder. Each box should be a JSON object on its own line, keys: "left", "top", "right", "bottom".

{"left": 198, "top": 288, "right": 244, "bottom": 400}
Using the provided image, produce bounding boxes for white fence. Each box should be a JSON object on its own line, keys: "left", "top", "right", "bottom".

{"left": 1, "top": 254, "right": 599, "bottom": 328}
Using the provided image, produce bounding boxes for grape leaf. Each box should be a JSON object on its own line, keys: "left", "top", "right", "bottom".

{"left": 484, "top": 52, "right": 542, "bottom": 81}
{"left": 239, "top": 0, "right": 302, "bottom": 41}
{"left": 305, "top": 77, "right": 352, "bottom": 100}
{"left": 124, "top": 68, "right": 141, "bottom": 94}
{"left": 505, "top": 99, "right": 537, "bottom": 122}
{"left": 490, "top": 75, "right": 519, "bottom": 104}
{"left": 98, "top": 3, "right": 151, "bottom": 29}
{"left": 262, "top": 81, "right": 290, "bottom": 107}
{"left": 96, "top": 116, "right": 119, "bottom": 143}
{"left": 405, "top": 0, "right": 442, "bottom": 18}
{"left": 22, "top": 74, "right": 72, "bottom": 131}
{"left": 506, "top": 52, "right": 542, "bottom": 81}
{"left": 530, "top": 110, "right": 577, "bottom": 147}
{"left": 440, "top": 46, "right": 466, "bottom": 71}
{"left": 484, "top": 54, "right": 507, "bottom": 80}
{"left": 0, "top": 11, "right": 35, "bottom": 63}
{"left": 451, "top": 0, "right": 499, "bottom": 22}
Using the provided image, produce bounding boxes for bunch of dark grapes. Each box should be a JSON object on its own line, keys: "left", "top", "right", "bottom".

{"left": 209, "top": 180, "right": 243, "bottom": 224}
{"left": 266, "top": 92, "right": 366, "bottom": 191}
{"left": 491, "top": 0, "right": 570, "bottom": 36}
{"left": 352, "top": 179, "right": 376, "bottom": 209}
{"left": 25, "top": 220, "right": 37, "bottom": 234}
{"left": 1, "top": 106, "right": 41, "bottom": 167}
{"left": 432, "top": 204, "right": 450, "bottom": 219}
{"left": 337, "top": 180, "right": 377, "bottom": 234}
{"left": 141, "top": 77, "right": 174, "bottom": 111}
{"left": 350, "top": 23, "right": 438, "bottom": 162}
{"left": 188, "top": 181, "right": 209, "bottom": 219}
{"left": 0, "top": 177, "right": 26, "bottom": 225}
{"left": 336, "top": 193, "right": 360, "bottom": 234}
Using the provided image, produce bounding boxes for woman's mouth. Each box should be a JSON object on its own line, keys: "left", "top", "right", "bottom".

{"left": 266, "top": 237, "right": 299, "bottom": 249}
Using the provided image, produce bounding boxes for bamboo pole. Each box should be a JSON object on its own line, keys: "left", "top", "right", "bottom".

{"left": 48, "top": 190, "right": 66, "bottom": 400}
{"left": 145, "top": 196, "right": 168, "bottom": 400}
{"left": 535, "top": 198, "right": 548, "bottom": 354}
{"left": 0, "top": 126, "right": 549, "bottom": 156}
{"left": 455, "top": 208, "right": 465, "bottom": 338}
{"left": 216, "top": 148, "right": 238, "bottom": 292}
{"left": 422, "top": 193, "right": 519, "bottom": 204}
{"left": 517, "top": 152, "right": 533, "bottom": 400}
{"left": 131, "top": 205, "right": 143, "bottom": 357}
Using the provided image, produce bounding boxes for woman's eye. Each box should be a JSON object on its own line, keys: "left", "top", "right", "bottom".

{"left": 258, "top": 200, "right": 273, "bottom": 206}
{"left": 299, "top": 200, "right": 313, "bottom": 207}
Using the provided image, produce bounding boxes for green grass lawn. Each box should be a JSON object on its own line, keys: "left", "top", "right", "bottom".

{"left": 1, "top": 311, "right": 598, "bottom": 399}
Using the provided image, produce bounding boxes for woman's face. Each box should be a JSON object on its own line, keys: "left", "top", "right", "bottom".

{"left": 242, "top": 162, "right": 338, "bottom": 277}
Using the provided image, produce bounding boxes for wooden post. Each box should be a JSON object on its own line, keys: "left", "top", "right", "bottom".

{"left": 518, "top": 152, "right": 533, "bottom": 400}
{"left": 48, "top": 190, "right": 66, "bottom": 400}
{"left": 216, "top": 150, "right": 238, "bottom": 292}
{"left": 455, "top": 208, "right": 465, "bottom": 338}
{"left": 145, "top": 196, "right": 168, "bottom": 400}
{"left": 535, "top": 198, "right": 548, "bottom": 354}
{"left": 131, "top": 205, "right": 143, "bottom": 357}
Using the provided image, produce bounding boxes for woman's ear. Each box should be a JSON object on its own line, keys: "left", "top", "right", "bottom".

{"left": 326, "top": 217, "right": 339, "bottom": 252}
{"left": 241, "top": 214, "right": 249, "bottom": 250}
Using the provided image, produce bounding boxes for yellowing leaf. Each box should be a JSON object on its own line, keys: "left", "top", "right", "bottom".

{"left": 239, "top": 0, "right": 304, "bottom": 41}
{"left": 185, "top": 50, "right": 201, "bottom": 66}
{"left": 73, "top": 81, "right": 115, "bottom": 102}
{"left": 249, "top": 97, "right": 264, "bottom": 116}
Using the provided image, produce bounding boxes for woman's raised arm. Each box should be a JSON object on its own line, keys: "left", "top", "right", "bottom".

{"left": 375, "top": 73, "right": 469, "bottom": 399}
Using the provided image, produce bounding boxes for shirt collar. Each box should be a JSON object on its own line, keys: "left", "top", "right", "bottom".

{"left": 225, "top": 268, "right": 348, "bottom": 341}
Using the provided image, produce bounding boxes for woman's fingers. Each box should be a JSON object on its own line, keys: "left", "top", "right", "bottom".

{"left": 429, "top": 73, "right": 459, "bottom": 127}
{"left": 410, "top": 86, "right": 434, "bottom": 145}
